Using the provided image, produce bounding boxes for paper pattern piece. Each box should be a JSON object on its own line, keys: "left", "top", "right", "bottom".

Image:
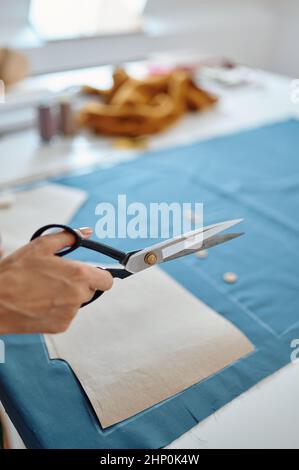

{"left": 0, "top": 183, "right": 87, "bottom": 255}
{"left": 45, "top": 267, "right": 254, "bottom": 428}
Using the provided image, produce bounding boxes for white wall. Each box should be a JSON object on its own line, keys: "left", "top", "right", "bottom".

{"left": 269, "top": 0, "right": 299, "bottom": 77}
{"left": 145, "top": 0, "right": 298, "bottom": 76}
{"left": 5, "top": 0, "right": 298, "bottom": 77}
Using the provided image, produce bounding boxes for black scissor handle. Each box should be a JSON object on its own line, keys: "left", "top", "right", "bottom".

{"left": 31, "top": 224, "right": 133, "bottom": 307}
{"left": 81, "top": 267, "right": 132, "bottom": 307}
{"left": 31, "top": 224, "right": 82, "bottom": 256}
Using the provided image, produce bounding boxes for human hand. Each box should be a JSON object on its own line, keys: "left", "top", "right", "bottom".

{"left": 0, "top": 228, "right": 113, "bottom": 334}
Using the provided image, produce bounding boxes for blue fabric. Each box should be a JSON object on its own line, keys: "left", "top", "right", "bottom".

{"left": 0, "top": 119, "right": 299, "bottom": 448}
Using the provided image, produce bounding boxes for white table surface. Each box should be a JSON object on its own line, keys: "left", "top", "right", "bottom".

{"left": 1, "top": 63, "right": 299, "bottom": 448}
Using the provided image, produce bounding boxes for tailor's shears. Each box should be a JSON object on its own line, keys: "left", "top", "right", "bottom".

{"left": 31, "top": 219, "right": 244, "bottom": 307}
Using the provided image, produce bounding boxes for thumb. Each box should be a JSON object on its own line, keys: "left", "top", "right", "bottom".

{"left": 33, "top": 227, "right": 93, "bottom": 255}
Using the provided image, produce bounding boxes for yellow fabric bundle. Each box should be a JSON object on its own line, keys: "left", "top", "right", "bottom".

{"left": 79, "top": 68, "right": 218, "bottom": 137}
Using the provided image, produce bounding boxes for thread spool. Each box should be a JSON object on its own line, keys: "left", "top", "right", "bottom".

{"left": 59, "top": 98, "right": 76, "bottom": 136}
{"left": 37, "top": 103, "right": 56, "bottom": 143}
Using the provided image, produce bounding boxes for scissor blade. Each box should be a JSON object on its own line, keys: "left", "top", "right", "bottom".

{"left": 200, "top": 218, "right": 243, "bottom": 240}
{"left": 162, "top": 218, "right": 243, "bottom": 259}
{"left": 125, "top": 218, "right": 243, "bottom": 273}
{"left": 163, "top": 232, "right": 244, "bottom": 262}
{"left": 135, "top": 219, "right": 243, "bottom": 258}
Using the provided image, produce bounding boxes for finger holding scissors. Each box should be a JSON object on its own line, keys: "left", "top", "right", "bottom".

{"left": 31, "top": 219, "right": 244, "bottom": 307}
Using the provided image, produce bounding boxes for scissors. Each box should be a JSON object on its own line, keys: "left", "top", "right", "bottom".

{"left": 31, "top": 219, "right": 244, "bottom": 307}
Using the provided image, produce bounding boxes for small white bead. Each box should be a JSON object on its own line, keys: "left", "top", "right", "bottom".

{"left": 196, "top": 249, "right": 208, "bottom": 259}
{"left": 223, "top": 272, "right": 238, "bottom": 284}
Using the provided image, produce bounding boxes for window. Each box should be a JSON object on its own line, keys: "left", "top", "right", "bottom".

{"left": 30, "top": 0, "right": 148, "bottom": 40}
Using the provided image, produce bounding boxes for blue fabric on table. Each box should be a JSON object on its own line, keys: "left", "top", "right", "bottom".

{"left": 0, "top": 119, "right": 299, "bottom": 448}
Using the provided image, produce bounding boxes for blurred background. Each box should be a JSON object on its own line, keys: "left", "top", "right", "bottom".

{"left": 0, "top": 0, "right": 298, "bottom": 76}
{"left": 1, "top": 0, "right": 299, "bottom": 450}
{"left": 0, "top": 0, "right": 298, "bottom": 191}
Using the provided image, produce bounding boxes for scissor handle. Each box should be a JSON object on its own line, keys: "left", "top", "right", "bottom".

{"left": 31, "top": 224, "right": 132, "bottom": 307}
{"left": 81, "top": 267, "right": 132, "bottom": 307}
{"left": 31, "top": 224, "right": 82, "bottom": 256}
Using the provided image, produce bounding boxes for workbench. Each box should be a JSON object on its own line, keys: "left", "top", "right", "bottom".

{"left": 0, "top": 62, "right": 299, "bottom": 448}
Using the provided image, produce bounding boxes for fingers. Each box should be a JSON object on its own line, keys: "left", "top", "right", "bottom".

{"left": 30, "top": 228, "right": 113, "bottom": 309}
{"left": 32, "top": 227, "right": 93, "bottom": 255}
{"left": 88, "top": 267, "right": 114, "bottom": 292}
{"left": 79, "top": 267, "right": 113, "bottom": 306}
{"left": 77, "top": 227, "right": 93, "bottom": 238}
{"left": 66, "top": 261, "right": 113, "bottom": 292}
{"left": 55, "top": 258, "right": 114, "bottom": 299}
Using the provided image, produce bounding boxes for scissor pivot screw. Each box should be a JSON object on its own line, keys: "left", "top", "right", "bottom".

{"left": 144, "top": 252, "right": 157, "bottom": 265}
